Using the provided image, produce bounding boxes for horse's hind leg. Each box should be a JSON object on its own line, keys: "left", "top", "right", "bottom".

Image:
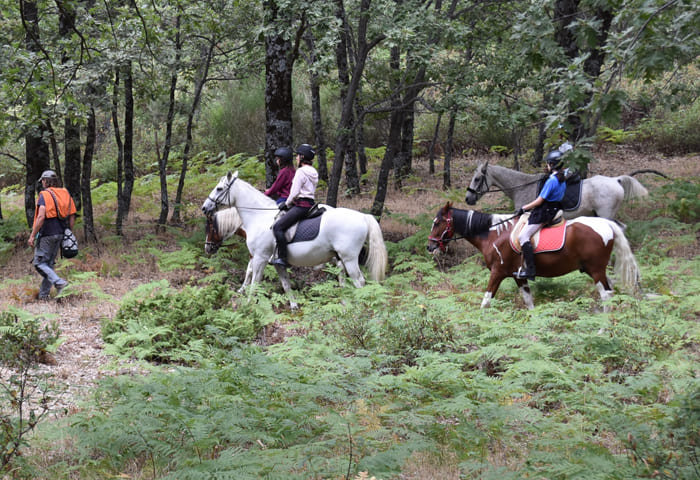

{"left": 515, "top": 279, "right": 535, "bottom": 310}
{"left": 273, "top": 264, "right": 298, "bottom": 310}
{"left": 590, "top": 268, "right": 614, "bottom": 312}
{"left": 341, "top": 258, "right": 366, "bottom": 288}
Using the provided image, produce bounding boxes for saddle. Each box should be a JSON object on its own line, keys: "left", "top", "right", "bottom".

{"left": 510, "top": 211, "right": 568, "bottom": 254}
{"left": 537, "top": 173, "right": 583, "bottom": 211}
{"left": 283, "top": 204, "right": 327, "bottom": 243}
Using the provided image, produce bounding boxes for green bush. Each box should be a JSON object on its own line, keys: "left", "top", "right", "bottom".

{"left": 0, "top": 310, "right": 61, "bottom": 367}
{"left": 635, "top": 99, "right": 700, "bottom": 155}
{"left": 102, "top": 281, "right": 267, "bottom": 363}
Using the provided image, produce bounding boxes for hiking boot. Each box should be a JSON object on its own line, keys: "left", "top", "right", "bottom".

{"left": 55, "top": 280, "right": 69, "bottom": 296}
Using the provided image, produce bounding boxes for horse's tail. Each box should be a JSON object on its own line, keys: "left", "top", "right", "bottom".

{"left": 363, "top": 214, "right": 388, "bottom": 282}
{"left": 616, "top": 175, "right": 648, "bottom": 201}
{"left": 609, "top": 221, "right": 640, "bottom": 292}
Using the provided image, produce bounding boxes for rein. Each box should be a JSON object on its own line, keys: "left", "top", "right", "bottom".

{"left": 207, "top": 176, "right": 285, "bottom": 211}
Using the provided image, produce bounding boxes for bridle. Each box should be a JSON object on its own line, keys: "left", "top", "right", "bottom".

{"left": 206, "top": 176, "right": 237, "bottom": 210}
{"left": 466, "top": 169, "right": 490, "bottom": 199}
{"left": 428, "top": 209, "right": 457, "bottom": 253}
{"left": 429, "top": 208, "right": 518, "bottom": 253}
{"left": 204, "top": 214, "right": 222, "bottom": 253}
{"left": 466, "top": 164, "right": 544, "bottom": 198}
{"left": 205, "top": 176, "right": 286, "bottom": 212}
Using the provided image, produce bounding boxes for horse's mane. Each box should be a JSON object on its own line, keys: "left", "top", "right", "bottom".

{"left": 487, "top": 163, "right": 542, "bottom": 180}
{"left": 215, "top": 207, "right": 243, "bottom": 235}
{"left": 234, "top": 176, "right": 277, "bottom": 208}
{"left": 451, "top": 209, "right": 492, "bottom": 237}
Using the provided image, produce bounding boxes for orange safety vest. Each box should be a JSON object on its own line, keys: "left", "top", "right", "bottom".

{"left": 35, "top": 187, "right": 77, "bottom": 223}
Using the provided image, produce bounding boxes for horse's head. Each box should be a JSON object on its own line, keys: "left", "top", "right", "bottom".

{"left": 465, "top": 162, "right": 489, "bottom": 205}
{"left": 428, "top": 202, "right": 454, "bottom": 254}
{"left": 204, "top": 213, "right": 223, "bottom": 255}
{"left": 202, "top": 170, "right": 238, "bottom": 215}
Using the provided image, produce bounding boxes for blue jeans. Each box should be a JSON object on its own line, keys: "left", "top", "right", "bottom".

{"left": 32, "top": 234, "right": 65, "bottom": 298}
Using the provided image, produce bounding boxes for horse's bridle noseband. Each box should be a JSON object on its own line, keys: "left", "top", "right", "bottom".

{"left": 428, "top": 209, "right": 455, "bottom": 253}
{"left": 466, "top": 169, "right": 489, "bottom": 198}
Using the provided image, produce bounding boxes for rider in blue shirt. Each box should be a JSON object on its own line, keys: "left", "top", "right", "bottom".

{"left": 514, "top": 150, "right": 566, "bottom": 280}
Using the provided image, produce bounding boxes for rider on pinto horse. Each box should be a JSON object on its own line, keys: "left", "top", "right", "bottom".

{"left": 272, "top": 144, "right": 319, "bottom": 268}
{"left": 513, "top": 150, "right": 567, "bottom": 280}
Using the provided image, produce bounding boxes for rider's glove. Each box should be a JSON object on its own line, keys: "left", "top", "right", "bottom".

{"left": 515, "top": 207, "right": 525, "bottom": 216}
{"left": 279, "top": 203, "right": 290, "bottom": 211}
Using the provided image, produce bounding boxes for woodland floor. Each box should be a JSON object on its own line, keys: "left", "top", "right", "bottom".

{"left": 1, "top": 145, "right": 698, "bottom": 419}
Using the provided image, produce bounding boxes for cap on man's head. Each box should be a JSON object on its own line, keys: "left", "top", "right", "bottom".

{"left": 40, "top": 170, "right": 58, "bottom": 180}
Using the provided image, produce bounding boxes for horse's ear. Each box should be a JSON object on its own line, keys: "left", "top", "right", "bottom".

{"left": 442, "top": 202, "right": 452, "bottom": 214}
{"left": 483, "top": 160, "right": 489, "bottom": 169}
{"left": 233, "top": 170, "right": 238, "bottom": 178}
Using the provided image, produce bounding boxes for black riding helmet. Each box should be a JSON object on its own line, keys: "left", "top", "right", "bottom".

{"left": 295, "top": 144, "right": 315, "bottom": 164}
{"left": 274, "top": 147, "right": 293, "bottom": 165}
{"left": 544, "top": 150, "right": 564, "bottom": 170}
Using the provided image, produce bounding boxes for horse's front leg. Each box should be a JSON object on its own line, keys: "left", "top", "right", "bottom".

{"left": 238, "top": 258, "right": 254, "bottom": 293}
{"left": 273, "top": 265, "right": 298, "bottom": 311}
{"left": 481, "top": 271, "right": 506, "bottom": 308}
{"left": 334, "top": 258, "right": 347, "bottom": 286}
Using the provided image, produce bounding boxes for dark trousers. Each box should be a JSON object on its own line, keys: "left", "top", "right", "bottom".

{"left": 272, "top": 205, "right": 310, "bottom": 261}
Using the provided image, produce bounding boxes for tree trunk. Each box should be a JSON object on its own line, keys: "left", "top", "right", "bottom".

{"left": 355, "top": 97, "right": 367, "bottom": 178}
{"left": 371, "top": 106, "right": 402, "bottom": 217}
{"left": 114, "top": 70, "right": 126, "bottom": 235}
{"left": 304, "top": 30, "right": 328, "bottom": 182}
{"left": 158, "top": 17, "right": 180, "bottom": 231}
{"left": 328, "top": 0, "right": 350, "bottom": 199}
{"left": 429, "top": 112, "right": 442, "bottom": 175}
{"left": 122, "top": 62, "right": 135, "bottom": 224}
{"left": 59, "top": 0, "right": 81, "bottom": 209}
{"left": 327, "top": 0, "right": 384, "bottom": 207}
{"left": 264, "top": 0, "right": 295, "bottom": 188}
{"left": 172, "top": 41, "right": 214, "bottom": 224}
{"left": 443, "top": 111, "right": 455, "bottom": 190}
{"left": 22, "top": 0, "right": 50, "bottom": 227}
{"left": 81, "top": 107, "right": 97, "bottom": 243}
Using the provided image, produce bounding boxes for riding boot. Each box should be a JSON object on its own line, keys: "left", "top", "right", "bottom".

{"left": 272, "top": 230, "right": 289, "bottom": 267}
{"left": 514, "top": 242, "right": 536, "bottom": 280}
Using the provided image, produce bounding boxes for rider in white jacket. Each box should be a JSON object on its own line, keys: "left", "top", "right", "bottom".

{"left": 272, "top": 144, "right": 319, "bottom": 267}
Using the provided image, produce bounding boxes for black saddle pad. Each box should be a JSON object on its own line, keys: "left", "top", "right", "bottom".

{"left": 536, "top": 175, "right": 582, "bottom": 211}
{"left": 291, "top": 215, "right": 323, "bottom": 243}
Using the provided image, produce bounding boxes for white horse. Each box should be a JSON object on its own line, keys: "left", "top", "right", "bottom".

{"left": 201, "top": 171, "right": 388, "bottom": 309}
{"left": 465, "top": 162, "right": 648, "bottom": 220}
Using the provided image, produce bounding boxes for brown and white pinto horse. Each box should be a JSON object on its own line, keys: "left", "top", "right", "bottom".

{"left": 427, "top": 203, "right": 640, "bottom": 309}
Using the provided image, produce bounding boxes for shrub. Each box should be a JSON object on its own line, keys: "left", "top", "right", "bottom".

{"left": 102, "top": 281, "right": 268, "bottom": 363}
{"left": 0, "top": 310, "right": 61, "bottom": 475}
{"left": 635, "top": 99, "right": 700, "bottom": 155}
{"left": 0, "top": 310, "right": 61, "bottom": 367}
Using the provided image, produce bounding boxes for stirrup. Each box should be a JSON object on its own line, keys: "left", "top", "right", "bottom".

{"left": 272, "top": 257, "right": 289, "bottom": 268}
{"left": 513, "top": 267, "right": 534, "bottom": 280}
